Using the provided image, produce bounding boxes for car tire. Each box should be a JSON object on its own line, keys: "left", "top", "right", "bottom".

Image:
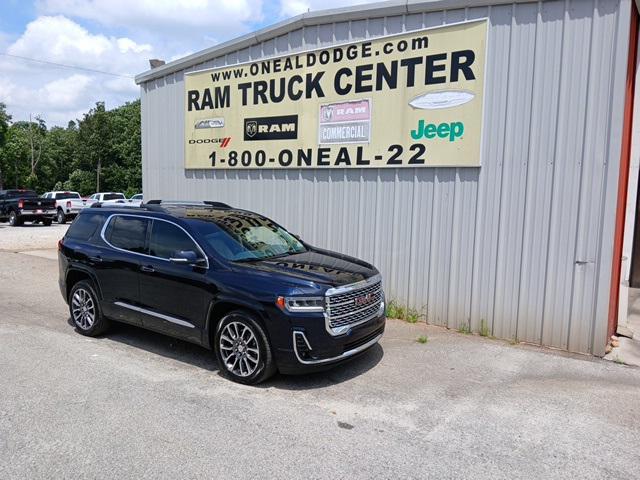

{"left": 69, "top": 280, "right": 109, "bottom": 336}
{"left": 43, "top": 218, "right": 52, "bottom": 226}
{"left": 215, "top": 310, "right": 276, "bottom": 385}
{"left": 57, "top": 210, "right": 66, "bottom": 224}
{"left": 8, "top": 211, "right": 21, "bottom": 227}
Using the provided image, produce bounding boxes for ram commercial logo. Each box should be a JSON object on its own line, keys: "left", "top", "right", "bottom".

{"left": 243, "top": 115, "right": 298, "bottom": 141}
{"left": 188, "top": 137, "right": 231, "bottom": 147}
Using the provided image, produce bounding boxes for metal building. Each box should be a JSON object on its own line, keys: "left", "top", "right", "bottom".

{"left": 135, "top": 0, "right": 639, "bottom": 355}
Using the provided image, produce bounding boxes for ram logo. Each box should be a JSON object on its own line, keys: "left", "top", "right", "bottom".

{"left": 245, "top": 121, "right": 258, "bottom": 138}
{"left": 243, "top": 115, "right": 298, "bottom": 141}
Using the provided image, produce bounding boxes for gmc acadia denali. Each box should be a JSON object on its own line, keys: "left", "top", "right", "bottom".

{"left": 58, "top": 201, "right": 385, "bottom": 384}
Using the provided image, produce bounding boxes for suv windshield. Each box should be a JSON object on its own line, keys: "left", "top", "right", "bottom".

{"left": 187, "top": 209, "right": 306, "bottom": 261}
{"left": 103, "top": 193, "right": 125, "bottom": 200}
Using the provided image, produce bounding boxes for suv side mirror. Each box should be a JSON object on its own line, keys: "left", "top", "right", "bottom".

{"left": 169, "top": 250, "right": 206, "bottom": 267}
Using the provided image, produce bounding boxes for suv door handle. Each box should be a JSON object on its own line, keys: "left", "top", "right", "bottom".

{"left": 140, "top": 265, "right": 155, "bottom": 273}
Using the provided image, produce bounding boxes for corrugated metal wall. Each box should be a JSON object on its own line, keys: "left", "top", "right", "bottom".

{"left": 140, "top": 0, "right": 631, "bottom": 355}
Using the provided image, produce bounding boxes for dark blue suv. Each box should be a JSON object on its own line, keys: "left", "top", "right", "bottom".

{"left": 58, "top": 201, "right": 385, "bottom": 384}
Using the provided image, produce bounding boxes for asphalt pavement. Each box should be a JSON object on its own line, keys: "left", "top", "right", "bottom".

{"left": 0, "top": 247, "right": 639, "bottom": 479}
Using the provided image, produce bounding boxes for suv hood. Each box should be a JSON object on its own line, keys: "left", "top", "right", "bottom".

{"left": 235, "top": 248, "right": 378, "bottom": 288}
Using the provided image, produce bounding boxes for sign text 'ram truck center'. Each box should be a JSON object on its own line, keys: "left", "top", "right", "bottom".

{"left": 184, "top": 19, "right": 487, "bottom": 169}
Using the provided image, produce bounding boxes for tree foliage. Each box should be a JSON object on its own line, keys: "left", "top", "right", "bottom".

{"left": 0, "top": 100, "right": 141, "bottom": 197}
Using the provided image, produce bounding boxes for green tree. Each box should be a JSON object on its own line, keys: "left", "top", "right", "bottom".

{"left": 0, "top": 103, "right": 13, "bottom": 189}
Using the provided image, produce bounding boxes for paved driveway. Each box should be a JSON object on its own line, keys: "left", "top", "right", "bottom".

{"left": 0, "top": 249, "right": 639, "bottom": 479}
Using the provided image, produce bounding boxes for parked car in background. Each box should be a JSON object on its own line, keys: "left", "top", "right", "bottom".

{"left": 0, "top": 189, "right": 57, "bottom": 226}
{"left": 128, "top": 194, "right": 143, "bottom": 207}
{"left": 58, "top": 200, "right": 385, "bottom": 385}
{"left": 87, "top": 192, "right": 127, "bottom": 206}
{"left": 41, "top": 191, "right": 87, "bottom": 224}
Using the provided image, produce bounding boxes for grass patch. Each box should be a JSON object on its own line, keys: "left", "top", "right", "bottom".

{"left": 614, "top": 356, "right": 625, "bottom": 365}
{"left": 386, "top": 300, "right": 423, "bottom": 323}
{"left": 458, "top": 323, "right": 471, "bottom": 334}
{"left": 479, "top": 319, "right": 490, "bottom": 337}
{"left": 416, "top": 335, "right": 428, "bottom": 344}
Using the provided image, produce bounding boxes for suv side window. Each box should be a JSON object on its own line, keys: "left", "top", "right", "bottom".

{"left": 149, "top": 220, "right": 202, "bottom": 260}
{"left": 105, "top": 216, "right": 149, "bottom": 254}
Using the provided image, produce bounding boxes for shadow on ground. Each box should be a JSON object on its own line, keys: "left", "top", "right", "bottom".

{"left": 67, "top": 317, "right": 384, "bottom": 389}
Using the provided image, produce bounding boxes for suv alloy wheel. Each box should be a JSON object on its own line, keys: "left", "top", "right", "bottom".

{"left": 215, "top": 311, "right": 276, "bottom": 385}
{"left": 57, "top": 209, "right": 66, "bottom": 224}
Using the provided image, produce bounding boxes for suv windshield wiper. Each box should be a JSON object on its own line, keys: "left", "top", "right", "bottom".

{"left": 233, "top": 250, "right": 304, "bottom": 263}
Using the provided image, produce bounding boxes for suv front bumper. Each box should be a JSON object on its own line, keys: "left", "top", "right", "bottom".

{"left": 272, "top": 309, "right": 386, "bottom": 374}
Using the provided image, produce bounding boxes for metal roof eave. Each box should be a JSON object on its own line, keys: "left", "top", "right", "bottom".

{"left": 134, "top": 0, "right": 536, "bottom": 85}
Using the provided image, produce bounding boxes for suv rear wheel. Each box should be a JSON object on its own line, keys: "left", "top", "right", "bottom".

{"left": 57, "top": 209, "right": 66, "bottom": 224}
{"left": 69, "top": 280, "right": 109, "bottom": 336}
{"left": 215, "top": 310, "right": 276, "bottom": 385}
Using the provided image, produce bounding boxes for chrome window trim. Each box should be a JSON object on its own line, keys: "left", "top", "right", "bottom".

{"left": 292, "top": 330, "right": 382, "bottom": 365}
{"left": 100, "top": 213, "right": 210, "bottom": 269}
{"left": 114, "top": 301, "right": 195, "bottom": 328}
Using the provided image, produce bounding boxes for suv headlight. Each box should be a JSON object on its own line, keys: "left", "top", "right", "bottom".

{"left": 276, "top": 296, "right": 325, "bottom": 313}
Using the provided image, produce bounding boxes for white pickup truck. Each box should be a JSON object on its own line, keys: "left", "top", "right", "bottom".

{"left": 42, "top": 191, "right": 87, "bottom": 224}
{"left": 87, "top": 192, "right": 127, "bottom": 206}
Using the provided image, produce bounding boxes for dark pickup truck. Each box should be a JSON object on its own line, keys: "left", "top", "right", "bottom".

{"left": 0, "top": 189, "right": 57, "bottom": 226}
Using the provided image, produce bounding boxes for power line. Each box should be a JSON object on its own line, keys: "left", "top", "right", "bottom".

{"left": 0, "top": 52, "right": 135, "bottom": 79}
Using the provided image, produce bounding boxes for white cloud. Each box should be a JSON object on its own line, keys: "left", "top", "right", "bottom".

{"left": 1, "top": 15, "right": 148, "bottom": 126}
{"left": 37, "top": 0, "right": 264, "bottom": 44}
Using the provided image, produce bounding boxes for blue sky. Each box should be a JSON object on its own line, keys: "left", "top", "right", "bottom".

{"left": 0, "top": 0, "right": 372, "bottom": 126}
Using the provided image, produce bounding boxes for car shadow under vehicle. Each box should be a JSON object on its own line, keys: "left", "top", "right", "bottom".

{"left": 67, "top": 318, "right": 384, "bottom": 387}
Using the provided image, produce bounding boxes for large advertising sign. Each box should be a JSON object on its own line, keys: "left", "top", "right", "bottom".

{"left": 184, "top": 19, "right": 487, "bottom": 169}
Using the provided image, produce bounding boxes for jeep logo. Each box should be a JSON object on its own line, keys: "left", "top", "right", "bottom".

{"left": 243, "top": 115, "right": 298, "bottom": 141}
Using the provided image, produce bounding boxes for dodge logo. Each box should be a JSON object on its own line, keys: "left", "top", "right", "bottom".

{"left": 245, "top": 121, "right": 257, "bottom": 138}
{"left": 354, "top": 293, "right": 373, "bottom": 307}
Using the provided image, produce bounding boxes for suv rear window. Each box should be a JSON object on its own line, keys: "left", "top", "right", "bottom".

{"left": 65, "top": 213, "right": 105, "bottom": 242}
{"left": 105, "top": 216, "right": 148, "bottom": 253}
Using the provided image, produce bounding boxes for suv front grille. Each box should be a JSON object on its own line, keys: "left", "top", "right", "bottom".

{"left": 326, "top": 278, "right": 383, "bottom": 333}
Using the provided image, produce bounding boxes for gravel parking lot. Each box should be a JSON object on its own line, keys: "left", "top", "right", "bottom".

{"left": 0, "top": 223, "right": 68, "bottom": 254}
{"left": 1, "top": 229, "right": 639, "bottom": 479}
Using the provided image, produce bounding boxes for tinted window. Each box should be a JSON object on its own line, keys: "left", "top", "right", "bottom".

{"left": 104, "top": 193, "right": 125, "bottom": 200}
{"left": 106, "top": 216, "right": 149, "bottom": 253}
{"left": 7, "top": 190, "right": 37, "bottom": 198}
{"left": 187, "top": 210, "right": 305, "bottom": 261}
{"left": 55, "top": 192, "right": 80, "bottom": 200}
{"left": 65, "top": 213, "right": 105, "bottom": 242}
{"left": 149, "top": 220, "right": 201, "bottom": 260}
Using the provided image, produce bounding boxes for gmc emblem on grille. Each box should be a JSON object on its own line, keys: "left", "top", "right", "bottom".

{"left": 354, "top": 293, "right": 374, "bottom": 307}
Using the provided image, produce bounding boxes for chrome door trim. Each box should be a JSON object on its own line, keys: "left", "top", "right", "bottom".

{"left": 114, "top": 301, "right": 196, "bottom": 329}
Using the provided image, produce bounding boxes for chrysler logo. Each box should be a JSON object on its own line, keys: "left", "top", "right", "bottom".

{"left": 245, "top": 121, "right": 257, "bottom": 138}
{"left": 354, "top": 293, "right": 374, "bottom": 307}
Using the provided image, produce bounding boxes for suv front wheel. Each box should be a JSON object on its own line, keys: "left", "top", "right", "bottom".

{"left": 215, "top": 310, "right": 276, "bottom": 385}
